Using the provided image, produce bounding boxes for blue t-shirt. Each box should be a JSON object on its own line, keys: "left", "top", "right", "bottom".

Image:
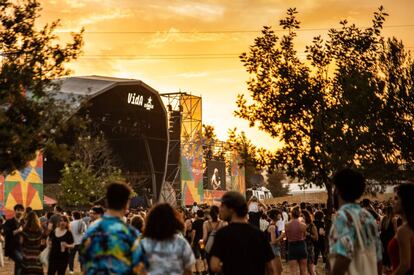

{"left": 80, "top": 214, "right": 146, "bottom": 275}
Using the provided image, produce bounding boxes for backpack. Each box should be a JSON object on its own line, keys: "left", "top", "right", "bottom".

{"left": 205, "top": 221, "right": 220, "bottom": 253}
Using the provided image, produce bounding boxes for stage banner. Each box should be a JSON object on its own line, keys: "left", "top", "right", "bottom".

{"left": 0, "top": 152, "right": 43, "bottom": 218}
{"left": 204, "top": 189, "right": 226, "bottom": 205}
{"left": 207, "top": 160, "right": 226, "bottom": 190}
{"left": 229, "top": 150, "right": 246, "bottom": 195}
{"left": 180, "top": 95, "right": 203, "bottom": 205}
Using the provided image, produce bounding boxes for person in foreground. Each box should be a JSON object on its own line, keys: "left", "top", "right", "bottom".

{"left": 329, "top": 168, "right": 382, "bottom": 275}
{"left": 80, "top": 182, "right": 146, "bottom": 274}
{"left": 4, "top": 204, "right": 25, "bottom": 275}
{"left": 388, "top": 183, "right": 414, "bottom": 275}
{"left": 209, "top": 191, "right": 275, "bottom": 275}
{"left": 138, "top": 203, "right": 195, "bottom": 275}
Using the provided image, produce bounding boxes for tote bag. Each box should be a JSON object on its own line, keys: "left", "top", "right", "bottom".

{"left": 329, "top": 212, "right": 377, "bottom": 275}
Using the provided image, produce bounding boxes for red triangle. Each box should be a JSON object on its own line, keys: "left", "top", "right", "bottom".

{"left": 10, "top": 183, "right": 23, "bottom": 205}
{"left": 26, "top": 184, "right": 37, "bottom": 206}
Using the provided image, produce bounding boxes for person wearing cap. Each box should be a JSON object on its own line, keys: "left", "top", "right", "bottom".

{"left": 209, "top": 191, "right": 275, "bottom": 275}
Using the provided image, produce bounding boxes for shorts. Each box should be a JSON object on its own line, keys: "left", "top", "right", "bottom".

{"left": 288, "top": 241, "right": 307, "bottom": 261}
{"left": 271, "top": 244, "right": 281, "bottom": 257}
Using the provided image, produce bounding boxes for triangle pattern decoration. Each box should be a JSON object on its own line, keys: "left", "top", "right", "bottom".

{"left": 29, "top": 191, "right": 43, "bottom": 209}
{"left": 20, "top": 167, "right": 32, "bottom": 181}
{"left": 2, "top": 151, "right": 43, "bottom": 218}
{"left": 26, "top": 168, "right": 42, "bottom": 184}
{"left": 5, "top": 172, "right": 23, "bottom": 183}
{"left": 25, "top": 182, "right": 37, "bottom": 207}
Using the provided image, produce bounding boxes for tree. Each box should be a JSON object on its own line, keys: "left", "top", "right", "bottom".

{"left": 202, "top": 124, "right": 225, "bottom": 161}
{"left": 0, "top": 0, "right": 83, "bottom": 174}
{"left": 58, "top": 133, "right": 122, "bottom": 207}
{"left": 237, "top": 7, "right": 414, "bottom": 211}
{"left": 266, "top": 171, "right": 289, "bottom": 197}
{"left": 226, "top": 128, "right": 268, "bottom": 188}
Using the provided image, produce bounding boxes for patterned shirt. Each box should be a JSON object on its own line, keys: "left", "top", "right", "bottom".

{"left": 329, "top": 203, "right": 382, "bottom": 261}
{"left": 80, "top": 214, "right": 146, "bottom": 275}
{"left": 139, "top": 234, "right": 195, "bottom": 275}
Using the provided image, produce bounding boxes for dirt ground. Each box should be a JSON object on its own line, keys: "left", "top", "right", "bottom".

{"left": 0, "top": 257, "right": 327, "bottom": 275}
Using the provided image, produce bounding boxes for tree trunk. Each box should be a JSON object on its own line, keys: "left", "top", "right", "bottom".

{"left": 325, "top": 181, "right": 333, "bottom": 216}
{"left": 324, "top": 180, "right": 333, "bottom": 271}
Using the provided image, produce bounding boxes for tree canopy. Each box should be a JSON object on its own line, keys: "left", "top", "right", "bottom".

{"left": 0, "top": 0, "right": 83, "bottom": 173}
{"left": 237, "top": 7, "right": 414, "bottom": 209}
{"left": 58, "top": 133, "right": 122, "bottom": 207}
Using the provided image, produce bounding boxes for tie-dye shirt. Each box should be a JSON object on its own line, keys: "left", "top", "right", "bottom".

{"left": 138, "top": 234, "right": 195, "bottom": 275}
{"left": 329, "top": 203, "right": 382, "bottom": 261}
{"left": 80, "top": 214, "right": 146, "bottom": 275}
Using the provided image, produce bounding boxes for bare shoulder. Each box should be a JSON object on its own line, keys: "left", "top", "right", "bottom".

{"left": 396, "top": 224, "right": 414, "bottom": 240}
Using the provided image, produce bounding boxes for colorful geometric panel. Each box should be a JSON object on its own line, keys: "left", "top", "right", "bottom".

{"left": 1, "top": 152, "right": 43, "bottom": 218}
{"left": 180, "top": 151, "right": 203, "bottom": 205}
{"left": 180, "top": 95, "right": 204, "bottom": 206}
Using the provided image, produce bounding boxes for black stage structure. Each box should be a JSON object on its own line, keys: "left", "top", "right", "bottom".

{"left": 44, "top": 76, "right": 169, "bottom": 201}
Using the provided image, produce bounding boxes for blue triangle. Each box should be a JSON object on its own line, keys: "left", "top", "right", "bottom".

{"left": 35, "top": 168, "right": 43, "bottom": 181}
{"left": 20, "top": 167, "right": 32, "bottom": 181}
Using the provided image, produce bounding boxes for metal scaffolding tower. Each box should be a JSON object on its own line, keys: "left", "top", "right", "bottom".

{"left": 160, "top": 92, "right": 202, "bottom": 205}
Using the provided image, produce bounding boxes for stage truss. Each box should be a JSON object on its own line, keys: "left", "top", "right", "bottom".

{"left": 160, "top": 93, "right": 203, "bottom": 205}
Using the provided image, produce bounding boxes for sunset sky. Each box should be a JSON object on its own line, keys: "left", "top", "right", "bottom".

{"left": 38, "top": 0, "right": 414, "bottom": 150}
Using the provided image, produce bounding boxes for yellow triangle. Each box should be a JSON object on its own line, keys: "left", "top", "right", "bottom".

{"left": 5, "top": 194, "right": 17, "bottom": 211}
{"left": 5, "top": 171, "right": 23, "bottom": 182}
{"left": 29, "top": 192, "right": 42, "bottom": 210}
{"left": 26, "top": 169, "right": 42, "bottom": 184}
{"left": 21, "top": 181, "right": 28, "bottom": 207}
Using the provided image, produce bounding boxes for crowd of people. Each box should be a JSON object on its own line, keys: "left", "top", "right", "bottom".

{"left": 0, "top": 168, "right": 413, "bottom": 275}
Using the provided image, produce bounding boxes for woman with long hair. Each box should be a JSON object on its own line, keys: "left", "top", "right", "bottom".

{"left": 184, "top": 211, "right": 193, "bottom": 244}
{"left": 20, "top": 211, "right": 44, "bottom": 274}
{"left": 302, "top": 210, "right": 318, "bottom": 275}
{"left": 139, "top": 203, "right": 195, "bottom": 275}
{"left": 285, "top": 206, "right": 307, "bottom": 275}
{"left": 202, "top": 205, "right": 225, "bottom": 274}
{"left": 313, "top": 210, "right": 326, "bottom": 266}
{"left": 388, "top": 183, "right": 414, "bottom": 275}
{"left": 48, "top": 215, "right": 74, "bottom": 275}
{"left": 380, "top": 205, "right": 398, "bottom": 273}
{"left": 267, "top": 209, "right": 284, "bottom": 275}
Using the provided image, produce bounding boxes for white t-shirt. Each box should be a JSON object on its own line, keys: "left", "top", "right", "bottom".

{"left": 70, "top": 219, "right": 86, "bottom": 245}
{"left": 191, "top": 205, "right": 199, "bottom": 214}
{"left": 276, "top": 218, "right": 285, "bottom": 232}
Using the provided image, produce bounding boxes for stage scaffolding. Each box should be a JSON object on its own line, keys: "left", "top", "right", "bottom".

{"left": 160, "top": 93, "right": 203, "bottom": 205}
